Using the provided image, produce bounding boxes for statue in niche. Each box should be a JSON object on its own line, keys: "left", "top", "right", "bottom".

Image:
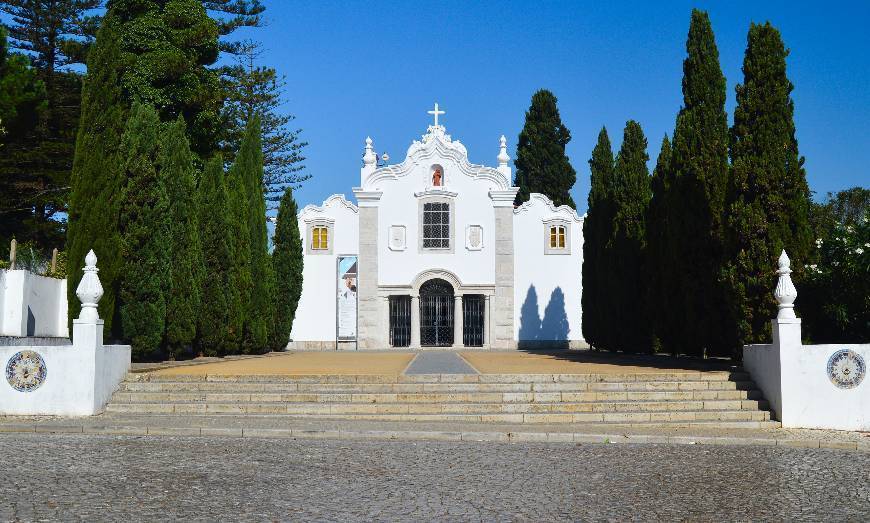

{"left": 432, "top": 167, "right": 442, "bottom": 186}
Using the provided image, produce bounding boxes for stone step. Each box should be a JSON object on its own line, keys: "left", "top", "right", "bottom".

{"left": 127, "top": 371, "right": 751, "bottom": 384}
{"left": 110, "top": 389, "right": 763, "bottom": 404}
{"left": 118, "top": 380, "right": 756, "bottom": 394}
{"left": 102, "top": 405, "right": 772, "bottom": 424}
{"left": 106, "top": 400, "right": 770, "bottom": 416}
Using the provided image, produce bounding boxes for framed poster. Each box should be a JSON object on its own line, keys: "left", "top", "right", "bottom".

{"left": 336, "top": 255, "right": 358, "bottom": 342}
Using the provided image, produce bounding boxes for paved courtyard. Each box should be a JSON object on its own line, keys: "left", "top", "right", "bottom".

{"left": 2, "top": 434, "right": 868, "bottom": 521}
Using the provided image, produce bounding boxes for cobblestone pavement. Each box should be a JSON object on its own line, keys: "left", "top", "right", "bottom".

{"left": 2, "top": 434, "right": 868, "bottom": 521}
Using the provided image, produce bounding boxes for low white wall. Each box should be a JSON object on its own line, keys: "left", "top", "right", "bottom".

{"left": 741, "top": 344, "right": 781, "bottom": 421}
{"left": 744, "top": 320, "right": 869, "bottom": 431}
{"left": 0, "top": 323, "right": 130, "bottom": 416}
{"left": 779, "top": 343, "right": 870, "bottom": 431}
{"left": 0, "top": 269, "right": 68, "bottom": 338}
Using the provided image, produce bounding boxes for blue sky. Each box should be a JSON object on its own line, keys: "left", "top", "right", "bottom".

{"left": 245, "top": 0, "right": 869, "bottom": 214}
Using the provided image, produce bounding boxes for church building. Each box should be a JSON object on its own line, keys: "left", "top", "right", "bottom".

{"left": 290, "top": 105, "right": 585, "bottom": 350}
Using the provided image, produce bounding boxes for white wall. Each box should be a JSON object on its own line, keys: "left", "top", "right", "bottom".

{"left": 0, "top": 323, "right": 130, "bottom": 416}
{"left": 374, "top": 155, "right": 498, "bottom": 287}
{"left": 291, "top": 195, "right": 359, "bottom": 343}
{"left": 0, "top": 269, "right": 68, "bottom": 338}
{"left": 744, "top": 320, "right": 870, "bottom": 431}
{"left": 742, "top": 343, "right": 781, "bottom": 419}
{"left": 513, "top": 194, "right": 584, "bottom": 346}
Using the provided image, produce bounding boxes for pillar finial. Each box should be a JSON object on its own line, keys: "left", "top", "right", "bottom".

{"left": 774, "top": 249, "right": 797, "bottom": 319}
{"left": 76, "top": 249, "right": 104, "bottom": 323}
{"left": 497, "top": 135, "right": 510, "bottom": 167}
{"left": 362, "top": 136, "right": 376, "bottom": 167}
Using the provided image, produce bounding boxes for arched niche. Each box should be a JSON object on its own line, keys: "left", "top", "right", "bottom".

{"left": 429, "top": 164, "right": 445, "bottom": 187}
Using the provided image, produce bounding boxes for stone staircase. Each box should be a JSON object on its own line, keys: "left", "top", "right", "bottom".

{"left": 106, "top": 370, "right": 779, "bottom": 428}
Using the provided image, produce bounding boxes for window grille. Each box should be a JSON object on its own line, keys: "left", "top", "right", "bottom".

{"left": 422, "top": 202, "right": 450, "bottom": 249}
{"left": 389, "top": 296, "right": 411, "bottom": 347}
{"left": 311, "top": 227, "right": 329, "bottom": 250}
{"left": 463, "top": 295, "right": 485, "bottom": 347}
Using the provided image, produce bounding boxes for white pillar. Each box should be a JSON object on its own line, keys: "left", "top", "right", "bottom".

{"left": 454, "top": 295, "right": 463, "bottom": 348}
{"left": 410, "top": 295, "right": 420, "bottom": 348}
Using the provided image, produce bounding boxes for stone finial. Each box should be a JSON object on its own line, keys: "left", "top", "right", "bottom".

{"left": 774, "top": 249, "right": 797, "bottom": 319}
{"left": 362, "top": 136, "right": 376, "bottom": 167}
{"left": 76, "top": 249, "right": 104, "bottom": 323}
{"left": 9, "top": 238, "right": 16, "bottom": 269}
{"left": 497, "top": 135, "right": 510, "bottom": 167}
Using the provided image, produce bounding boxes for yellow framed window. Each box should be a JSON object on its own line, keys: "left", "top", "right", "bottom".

{"left": 549, "top": 226, "right": 566, "bottom": 249}
{"left": 311, "top": 227, "right": 329, "bottom": 250}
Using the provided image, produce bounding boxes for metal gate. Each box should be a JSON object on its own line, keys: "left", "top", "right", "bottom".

{"left": 420, "top": 279, "right": 454, "bottom": 347}
{"left": 389, "top": 296, "right": 411, "bottom": 347}
{"left": 463, "top": 295, "right": 485, "bottom": 347}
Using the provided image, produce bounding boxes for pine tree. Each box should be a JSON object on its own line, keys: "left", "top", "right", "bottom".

{"left": 66, "top": 13, "right": 126, "bottom": 335}
{"left": 646, "top": 135, "right": 676, "bottom": 353}
{"left": 118, "top": 103, "right": 170, "bottom": 360}
{"left": 667, "top": 9, "right": 731, "bottom": 357}
{"left": 611, "top": 121, "right": 652, "bottom": 352}
{"left": 271, "top": 187, "right": 303, "bottom": 350}
{"left": 160, "top": 117, "right": 204, "bottom": 358}
{"left": 0, "top": 1, "right": 101, "bottom": 249}
{"left": 220, "top": 41, "right": 308, "bottom": 210}
{"left": 581, "top": 127, "right": 616, "bottom": 350}
{"left": 722, "top": 22, "right": 813, "bottom": 346}
{"left": 197, "top": 156, "right": 241, "bottom": 356}
{"left": 513, "top": 89, "right": 577, "bottom": 208}
{"left": 0, "top": 26, "right": 48, "bottom": 245}
{"left": 229, "top": 114, "right": 274, "bottom": 352}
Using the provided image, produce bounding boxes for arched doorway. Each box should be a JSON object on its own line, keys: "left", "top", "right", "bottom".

{"left": 420, "top": 278, "right": 454, "bottom": 346}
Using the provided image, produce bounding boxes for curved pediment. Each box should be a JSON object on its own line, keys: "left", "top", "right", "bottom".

{"left": 361, "top": 125, "right": 511, "bottom": 191}
{"left": 298, "top": 194, "right": 358, "bottom": 220}
{"left": 514, "top": 193, "right": 584, "bottom": 223}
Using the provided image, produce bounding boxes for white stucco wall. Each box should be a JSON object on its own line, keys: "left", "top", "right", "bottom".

{"left": 291, "top": 195, "right": 360, "bottom": 343}
{"left": 513, "top": 194, "right": 584, "bottom": 346}
{"left": 0, "top": 323, "right": 130, "bottom": 416}
{"left": 744, "top": 320, "right": 870, "bottom": 431}
{"left": 374, "top": 155, "right": 498, "bottom": 288}
{"left": 0, "top": 269, "right": 68, "bottom": 338}
{"left": 741, "top": 343, "right": 781, "bottom": 419}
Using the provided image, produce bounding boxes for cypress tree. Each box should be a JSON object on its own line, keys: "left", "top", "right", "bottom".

{"left": 513, "top": 89, "right": 577, "bottom": 208}
{"left": 271, "top": 187, "right": 304, "bottom": 350}
{"left": 225, "top": 151, "right": 252, "bottom": 352}
{"left": 118, "top": 103, "right": 170, "bottom": 360}
{"left": 197, "top": 156, "right": 241, "bottom": 356}
{"left": 68, "top": 1, "right": 222, "bottom": 335}
{"left": 667, "top": 9, "right": 731, "bottom": 357}
{"left": 231, "top": 115, "right": 274, "bottom": 352}
{"left": 723, "top": 22, "right": 813, "bottom": 346}
{"left": 646, "top": 135, "right": 676, "bottom": 353}
{"left": 67, "top": 15, "right": 126, "bottom": 335}
{"left": 160, "top": 117, "right": 204, "bottom": 358}
{"left": 581, "top": 127, "right": 616, "bottom": 350}
{"left": 611, "top": 121, "right": 652, "bottom": 352}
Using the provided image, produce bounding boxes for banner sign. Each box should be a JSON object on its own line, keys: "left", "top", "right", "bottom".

{"left": 336, "top": 256, "right": 358, "bottom": 340}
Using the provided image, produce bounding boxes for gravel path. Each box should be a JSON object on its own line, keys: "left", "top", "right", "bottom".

{"left": 2, "top": 434, "right": 868, "bottom": 521}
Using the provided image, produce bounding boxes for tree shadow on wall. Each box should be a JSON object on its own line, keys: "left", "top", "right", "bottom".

{"left": 518, "top": 285, "right": 541, "bottom": 342}
{"left": 541, "top": 287, "right": 569, "bottom": 343}
{"left": 518, "top": 285, "right": 569, "bottom": 349}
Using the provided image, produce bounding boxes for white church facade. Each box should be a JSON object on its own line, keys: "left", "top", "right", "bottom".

{"left": 290, "top": 106, "right": 585, "bottom": 350}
